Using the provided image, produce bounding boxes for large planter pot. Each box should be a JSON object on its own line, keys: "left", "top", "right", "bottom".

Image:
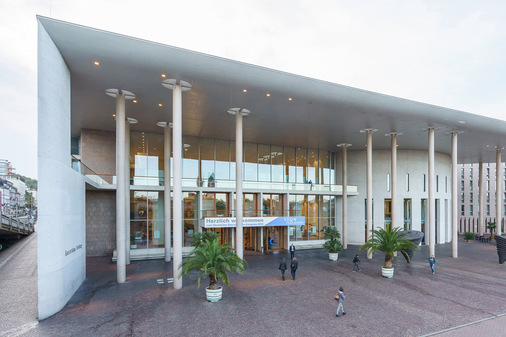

{"left": 399, "top": 230, "right": 424, "bottom": 263}
{"left": 206, "top": 286, "right": 222, "bottom": 302}
{"left": 329, "top": 252, "right": 338, "bottom": 261}
{"left": 382, "top": 267, "right": 394, "bottom": 278}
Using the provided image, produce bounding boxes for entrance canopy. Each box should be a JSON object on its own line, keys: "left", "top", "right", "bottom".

{"left": 38, "top": 16, "right": 506, "bottom": 164}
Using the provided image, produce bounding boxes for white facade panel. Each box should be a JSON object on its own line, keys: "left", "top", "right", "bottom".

{"left": 338, "top": 150, "right": 452, "bottom": 245}
{"left": 37, "top": 22, "right": 86, "bottom": 320}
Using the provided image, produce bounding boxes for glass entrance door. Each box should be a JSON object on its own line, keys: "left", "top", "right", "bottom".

{"left": 130, "top": 191, "right": 165, "bottom": 256}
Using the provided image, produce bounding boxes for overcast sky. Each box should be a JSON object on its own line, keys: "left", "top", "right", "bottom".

{"left": 1, "top": 0, "right": 506, "bottom": 179}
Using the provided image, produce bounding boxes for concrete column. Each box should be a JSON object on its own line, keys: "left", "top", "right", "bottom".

{"left": 157, "top": 121, "right": 172, "bottom": 262}
{"left": 259, "top": 192, "right": 264, "bottom": 252}
{"left": 162, "top": 79, "right": 192, "bottom": 290}
{"left": 125, "top": 117, "right": 137, "bottom": 265}
{"left": 361, "top": 128, "right": 376, "bottom": 259}
{"left": 228, "top": 191, "right": 235, "bottom": 249}
{"left": 337, "top": 143, "right": 351, "bottom": 249}
{"left": 390, "top": 133, "right": 399, "bottom": 230}
{"left": 428, "top": 128, "right": 435, "bottom": 257}
{"left": 497, "top": 150, "right": 502, "bottom": 236}
{"left": 125, "top": 120, "right": 130, "bottom": 265}
{"left": 227, "top": 108, "right": 251, "bottom": 259}
{"left": 478, "top": 161, "right": 484, "bottom": 237}
{"left": 451, "top": 132, "right": 459, "bottom": 258}
{"left": 106, "top": 89, "right": 135, "bottom": 283}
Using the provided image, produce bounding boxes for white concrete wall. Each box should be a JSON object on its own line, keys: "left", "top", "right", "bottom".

{"left": 37, "top": 21, "right": 86, "bottom": 320}
{"left": 336, "top": 150, "right": 452, "bottom": 245}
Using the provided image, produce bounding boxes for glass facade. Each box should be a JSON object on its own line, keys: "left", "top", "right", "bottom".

{"left": 125, "top": 131, "right": 343, "bottom": 250}
{"left": 128, "top": 132, "right": 337, "bottom": 190}
{"left": 288, "top": 195, "right": 335, "bottom": 241}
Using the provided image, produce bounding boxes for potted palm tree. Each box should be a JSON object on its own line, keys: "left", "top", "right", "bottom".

{"left": 322, "top": 226, "right": 343, "bottom": 261}
{"left": 464, "top": 232, "right": 475, "bottom": 243}
{"left": 487, "top": 222, "right": 496, "bottom": 240}
{"left": 179, "top": 236, "right": 248, "bottom": 302}
{"left": 359, "top": 226, "right": 419, "bottom": 278}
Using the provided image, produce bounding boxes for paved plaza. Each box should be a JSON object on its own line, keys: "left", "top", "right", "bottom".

{"left": 1, "top": 234, "right": 505, "bottom": 336}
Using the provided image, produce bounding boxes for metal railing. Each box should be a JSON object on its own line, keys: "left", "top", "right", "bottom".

{"left": 1, "top": 214, "right": 34, "bottom": 234}
{"left": 71, "top": 156, "right": 357, "bottom": 193}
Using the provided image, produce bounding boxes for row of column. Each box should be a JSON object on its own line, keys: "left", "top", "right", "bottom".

{"left": 110, "top": 84, "right": 502, "bottom": 285}
{"left": 338, "top": 128, "right": 474, "bottom": 259}
{"left": 108, "top": 82, "right": 250, "bottom": 288}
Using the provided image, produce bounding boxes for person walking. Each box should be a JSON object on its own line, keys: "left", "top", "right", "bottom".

{"left": 428, "top": 255, "right": 436, "bottom": 274}
{"left": 289, "top": 243, "right": 296, "bottom": 259}
{"left": 352, "top": 254, "right": 361, "bottom": 272}
{"left": 334, "top": 287, "right": 346, "bottom": 317}
{"left": 279, "top": 258, "right": 287, "bottom": 281}
{"left": 290, "top": 257, "right": 298, "bottom": 280}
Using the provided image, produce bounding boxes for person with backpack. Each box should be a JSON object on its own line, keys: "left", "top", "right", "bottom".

{"left": 334, "top": 287, "right": 346, "bottom": 317}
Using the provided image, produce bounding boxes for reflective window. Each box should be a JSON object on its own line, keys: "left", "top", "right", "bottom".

{"left": 183, "top": 136, "right": 199, "bottom": 179}
{"left": 130, "top": 132, "right": 163, "bottom": 185}
{"left": 215, "top": 140, "right": 230, "bottom": 181}
{"left": 200, "top": 139, "right": 215, "bottom": 184}
{"left": 183, "top": 192, "right": 198, "bottom": 247}
{"left": 296, "top": 147, "right": 307, "bottom": 183}
{"left": 289, "top": 194, "right": 304, "bottom": 241}
{"left": 130, "top": 191, "right": 165, "bottom": 249}
{"left": 244, "top": 143, "right": 258, "bottom": 181}
{"left": 258, "top": 144, "right": 271, "bottom": 182}
{"left": 244, "top": 193, "right": 257, "bottom": 217}
{"left": 307, "top": 149, "right": 318, "bottom": 184}
{"left": 271, "top": 146, "right": 284, "bottom": 183}
{"left": 285, "top": 147, "right": 296, "bottom": 183}
{"left": 330, "top": 152, "right": 336, "bottom": 185}
{"left": 263, "top": 194, "right": 283, "bottom": 216}
{"left": 202, "top": 192, "right": 228, "bottom": 217}
{"left": 307, "top": 195, "right": 318, "bottom": 240}
{"left": 320, "top": 151, "right": 330, "bottom": 185}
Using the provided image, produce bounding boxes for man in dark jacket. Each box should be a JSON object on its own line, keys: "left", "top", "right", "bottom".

{"left": 289, "top": 243, "right": 296, "bottom": 259}
{"left": 353, "top": 254, "right": 361, "bottom": 272}
{"left": 279, "top": 258, "right": 287, "bottom": 280}
{"left": 290, "top": 257, "right": 298, "bottom": 280}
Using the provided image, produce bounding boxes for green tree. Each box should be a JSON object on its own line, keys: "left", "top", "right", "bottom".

{"left": 322, "top": 226, "right": 343, "bottom": 253}
{"left": 179, "top": 237, "right": 248, "bottom": 290}
{"left": 360, "top": 226, "right": 419, "bottom": 268}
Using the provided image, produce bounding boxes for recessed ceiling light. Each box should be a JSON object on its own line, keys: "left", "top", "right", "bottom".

{"left": 487, "top": 145, "right": 490, "bottom": 147}
{"left": 288, "top": 97, "right": 293, "bottom": 101}
{"left": 94, "top": 61, "right": 100, "bottom": 66}
{"left": 112, "top": 114, "right": 116, "bottom": 117}
{"left": 266, "top": 93, "right": 270, "bottom": 97}
{"left": 158, "top": 103, "right": 163, "bottom": 107}
{"left": 243, "top": 89, "right": 247, "bottom": 93}
{"left": 133, "top": 100, "right": 137, "bottom": 103}
{"left": 161, "top": 74, "right": 166, "bottom": 78}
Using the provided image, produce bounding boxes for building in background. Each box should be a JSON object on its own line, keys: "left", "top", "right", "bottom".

{"left": 459, "top": 162, "right": 506, "bottom": 234}
{"left": 0, "top": 159, "right": 15, "bottom": 176}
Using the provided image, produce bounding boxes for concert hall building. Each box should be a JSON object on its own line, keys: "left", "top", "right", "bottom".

{"left": 37, "top": 16, "right": 506, "bottom": 319}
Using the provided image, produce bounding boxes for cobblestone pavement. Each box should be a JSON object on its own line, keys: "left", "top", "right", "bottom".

{"left": 4, "top": 236, "right": 506, "bottom": 337}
